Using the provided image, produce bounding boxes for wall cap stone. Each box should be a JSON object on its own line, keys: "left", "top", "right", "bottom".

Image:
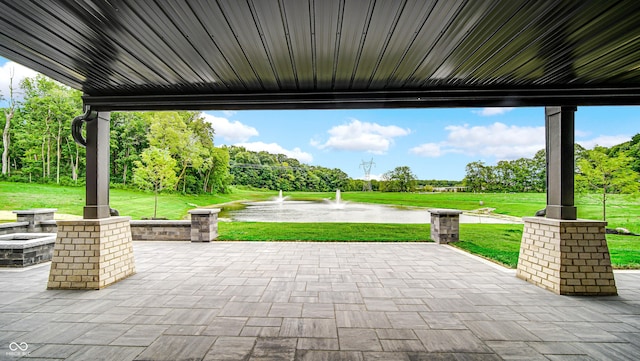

{"left": 0, "top": 233, "right": 56, "bottom": 249}
{"left": 13, "top": 208, "right": 58, "bottom": 215}
{"left": 522, "top": 217, "right": 607, "bottom": 227}
{"left": 429, "top": 208, "right": 463, "bottom": 216}
{"left": 188, "top": 208, "right": 220, "bottom": 215}
{"left": 130, "top": 220, "right": 190, "bottom": 226}
{"left": 0, "top": 222, "right": 29, "bottom": 230}
{"left": 56, "top": 216, "right": 132, "bottom": 226}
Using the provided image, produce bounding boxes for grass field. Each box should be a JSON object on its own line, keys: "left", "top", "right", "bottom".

{"left": 1, "top": 181, "right": 638, "bottom": 268}
{"left": 218, "top": 222, "right": 430, "bottom": 242}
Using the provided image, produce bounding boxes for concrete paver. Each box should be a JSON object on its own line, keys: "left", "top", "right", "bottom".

{"left": 0, "top": 241, "right": 638, "bottom": 360}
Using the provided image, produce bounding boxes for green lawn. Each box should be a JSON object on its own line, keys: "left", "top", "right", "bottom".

{"left": 1, "top": 181, "right": 638, "bottom": 269}
{"left": 454, "top": 224, "right": 524, "bottom": 268}
{"left": 0, "top": 182, "right": 276, "bottom": 220}
{"left": 606, "top": 234, "right": 640, "bottom": 269}
{"left": 218, "top": 222, "right": 430, "bottom": 242}
{"left": 452, "top": 224, "right": 640, "bottom": 270}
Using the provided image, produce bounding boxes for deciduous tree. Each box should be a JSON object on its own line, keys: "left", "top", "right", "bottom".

{"left": 382, "top": 166, "right": 417, "bottom": 192}
{"left": 133, "top": 147, "right": 178, "bottom": 218}
{"left": 576, "top": 146, "right": 640, "bottom": 221}
{"left": 2, "top": 68, "right": 16, "bottom": 176}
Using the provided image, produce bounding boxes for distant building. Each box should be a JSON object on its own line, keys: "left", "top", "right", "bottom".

{"left": 433, "top": 186, "right": 467, "bottom": 193}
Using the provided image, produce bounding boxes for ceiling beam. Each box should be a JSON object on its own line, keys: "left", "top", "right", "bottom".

{"left": 83, "top": 86, "right": 640, "bottom": 111}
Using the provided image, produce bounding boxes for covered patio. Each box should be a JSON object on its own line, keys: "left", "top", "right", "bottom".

{"left": 1, "top": 0, "right": 640, "bottom": 358}
{"left": 2, "top": 241, "right": 639, "bottom": 360}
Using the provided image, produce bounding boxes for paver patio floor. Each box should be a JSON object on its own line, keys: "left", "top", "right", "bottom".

{"left": 1, "top": 241, "right": 639, "bottom": 360}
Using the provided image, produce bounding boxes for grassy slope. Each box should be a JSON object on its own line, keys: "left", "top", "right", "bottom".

{"left": 0, "top": 182, "right": 277, "bottom": 220}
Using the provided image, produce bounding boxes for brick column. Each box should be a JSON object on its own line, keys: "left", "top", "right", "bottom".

{"left": 517, "top": 217, "right": 616, "bottom": 295}
{"left": 47, "top": 216, "right": 135, "bottom": 289}
{"left": 429, "top": 209, "right": 462, "bottom": 244}
{"left": 188, "top": 209, "right": 220, "bottom": 242}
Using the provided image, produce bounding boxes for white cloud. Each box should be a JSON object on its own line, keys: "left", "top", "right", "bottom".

{"left": 235, "top": 141, "right": 313, "bottom": 164}
{"left": 222, "top": 110, "right": 237, "bottom": 117}
{"left": 409, "top": 143, "right": 442, "bottom": 157}
{"left": 0, "top": 61, "right": 39, "bottom": 101}
{"left": 412, "top": 122, "right": 632, "bottom": 160}
{"left": 202, "top": 113, "right": 258, "bottom": 142}
{"left": 411, "top": 122, "right": 545, "bottom": 160}
{"left": 446, "top": 122, "right": 545, "bottom": 158}
{"left": 578, "top": 135, "right": 631, "bottom": 149}
{"left": 472, "top": 107, "right": 515, "bottom": 116}
{"left": 313, "top": 119, "right": 410, "bottom": 154}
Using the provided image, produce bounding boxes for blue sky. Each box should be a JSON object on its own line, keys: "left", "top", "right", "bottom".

{"left": 2, "top": 57, "right": 639, "bottom": 181}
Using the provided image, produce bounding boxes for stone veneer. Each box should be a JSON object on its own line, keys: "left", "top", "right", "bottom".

{"left": 13, "top": 208, "right": 57, "bottom": 232}
{"left": 47, "top": 216, "right": 135, "bottom": 290}
{"left": 129, "top": 220, "right": 191, "bottom": 241}
{"left": 188, "top": 209, "right": 220, "bottom": 242}
{"left": 0, "top": 233, "right": 56, "bottom": 267}
{"left": 429, "top": 209, "right": 463, "bottom": 244}
{"left": 517, "top": 217, "right": 617, "bottom": 296}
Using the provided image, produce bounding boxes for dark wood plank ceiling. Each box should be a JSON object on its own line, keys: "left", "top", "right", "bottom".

{"left": 0, "top": 0, "right": 639, "bottom": 110}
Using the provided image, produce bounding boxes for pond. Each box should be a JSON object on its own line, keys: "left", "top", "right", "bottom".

{"left": 219, "top": 199, "right": 519, "bottom": 224}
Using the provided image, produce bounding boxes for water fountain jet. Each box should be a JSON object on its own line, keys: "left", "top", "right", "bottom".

{"left": 326, "top": 189, "right": 346, "bottom": 209}
{"left": 273, "top": 190, "right": 289, "bottom": 203}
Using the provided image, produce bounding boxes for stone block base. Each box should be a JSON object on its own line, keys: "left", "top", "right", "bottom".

{"left": 47, "top": 217, "right": 135, "bottom": 290}
{"left": 188, "top": 209, "right": 219, "bottom": 242}
{"left": 429, "top": 209, "right": 462, "bottom": 244}
{"left": 517, "top": 217, "right": 617, "bottom": 296}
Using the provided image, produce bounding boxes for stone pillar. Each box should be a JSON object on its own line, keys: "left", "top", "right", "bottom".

{"left": 84, "top": 111, "right": 111, "bottom": 219}
{"left": 188, "top": 209, "right": 220, "bottom": 242}
{"left": 429, "top": 209, "right": 462, "bottom": 244}
{"left": 13, "top": 208, "right": 57, "bottom": 232}
{"left": 517, "top": 217, "right": 616, "bottom": 296}
{"left": 545, "top": 106, "right": 577, "bottom": 220}
{"left": 47, "top": 216, "right": 135, "bottom": 289}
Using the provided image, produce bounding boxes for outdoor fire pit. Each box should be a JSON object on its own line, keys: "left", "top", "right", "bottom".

{"left": 0, "top": 233, "right": 56, "bottom": 267}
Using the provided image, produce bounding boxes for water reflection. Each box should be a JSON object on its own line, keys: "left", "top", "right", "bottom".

{"left": 221, "top": 200, "right": 518, "bottom": 224}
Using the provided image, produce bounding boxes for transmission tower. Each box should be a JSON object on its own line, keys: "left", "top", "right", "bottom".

{"left": 359, "top": 158, "right": 375, "bottom": 191}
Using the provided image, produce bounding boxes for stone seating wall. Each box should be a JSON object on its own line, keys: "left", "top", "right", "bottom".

{"left": 2, "top": 209, "right": 218, "bottom": 242}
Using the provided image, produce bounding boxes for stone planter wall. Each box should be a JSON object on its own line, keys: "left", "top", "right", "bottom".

{"left": 0, "top": 233, "right": 56, "bottom": 267}
{"left": 0, "top": 222, "right": 29, "bottom": 236}
{"left": 2, "top": 209, "right": 220, "bottom": 242}
{"left": 129, "top": 220, "right": 191, "bottom": 241}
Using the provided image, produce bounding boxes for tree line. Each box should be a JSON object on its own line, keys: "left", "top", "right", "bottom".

{"left": 463, "top": 141, "right": 640, "bottom": 220}
{"left": 463, "top": 150, "right": 546, "bottom": 193}
{"left": 1, "top": 74, "right": 232, "bottom": 194}
{"left": 1, "top": 73, "right": 422, "bottom": 195}
{"left": 227, "top": 145, "right": 349, "bottom": 192}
